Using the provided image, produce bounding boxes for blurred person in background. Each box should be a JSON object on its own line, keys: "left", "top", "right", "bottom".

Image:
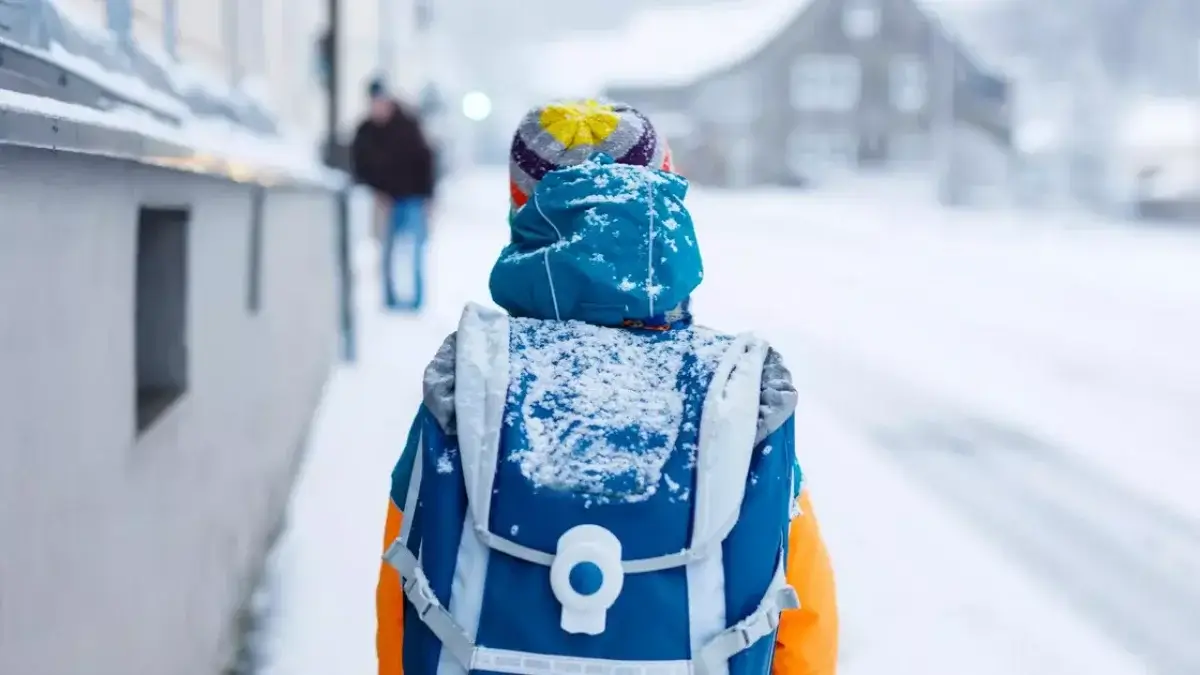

{"left": 375, "top": 99, "right": 838, "bottom": 675}
{"left": 351, "top": 77, "right": 436, "bottom": 311}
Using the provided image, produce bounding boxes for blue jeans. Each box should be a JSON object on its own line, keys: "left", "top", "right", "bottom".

{"left": 382, "top": 197, "right": 426, "bottom": 310}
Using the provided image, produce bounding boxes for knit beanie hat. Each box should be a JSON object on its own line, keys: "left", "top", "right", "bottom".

{"left": 508, "top": 99, "right": 674, "bottom": 215}
{"left": 367, "top": 76, "right": 387, "bottom": 99}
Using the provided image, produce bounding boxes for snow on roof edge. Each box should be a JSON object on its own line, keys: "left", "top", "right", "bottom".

{"left": 32, "top": 0, "right": 281, "bottom": 131}
{"left": 0, "top": 88, "right": 341, "bottom": 189}
{"left": 600, "top": 0, "right": 813, "bottom": 91}
{"left": 598, "top": 0, "right": 1009, "bottom": 92}
{"left": 916, "top": 0, "right": 1010, "bottom": 78}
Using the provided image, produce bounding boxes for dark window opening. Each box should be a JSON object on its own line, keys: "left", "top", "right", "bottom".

{"left": 136, "top": 206, "right": 189, "bottom": 434}
{"left": 247, "top": 185, "right": 265, "bottom": 313}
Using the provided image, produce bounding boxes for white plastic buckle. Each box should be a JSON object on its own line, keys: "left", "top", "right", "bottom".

{"left": 550, "top": 525, "right": 625, "bottom": 635}
{"left": 403, "top": 571, "right": 440, "bottom": 618}
{"left": 737, "top": 609, "right": 780, "bottom": 648}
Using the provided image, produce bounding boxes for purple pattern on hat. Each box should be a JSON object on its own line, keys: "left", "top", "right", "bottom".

{"left": 614, "top": 108, "right": 662, "bottom": 165}
{"left": 510, "top": 133, "right": 559, "bottom": 182}
{"left": 616, "top": 117, "right": 657, "bottom": 167}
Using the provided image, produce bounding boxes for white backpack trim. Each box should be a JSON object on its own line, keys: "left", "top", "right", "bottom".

{"left": 454, "top": 303, "right": 511, "bottom": 538}
{"left": 686, "top": 551, "right": 727, "bottom": 674}
{"left": 691, "top": 333, "right": 769, "bottom": 552}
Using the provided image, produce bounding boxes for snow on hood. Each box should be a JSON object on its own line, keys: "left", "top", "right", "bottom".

{"left": 489, "top": 153, "right": 703, "bottom": 326}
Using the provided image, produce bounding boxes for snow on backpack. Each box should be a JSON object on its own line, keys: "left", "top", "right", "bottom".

{"left": 385, "top": 303, "right": 799, "bottom": 675}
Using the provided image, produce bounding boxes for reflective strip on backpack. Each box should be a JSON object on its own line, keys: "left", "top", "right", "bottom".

{"left": 470, "top": 648, "right": 692, "bottom": 675}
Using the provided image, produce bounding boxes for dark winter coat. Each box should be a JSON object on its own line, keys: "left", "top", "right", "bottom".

{"left": 351, "top": 104, "right": 436, "bottom": 200}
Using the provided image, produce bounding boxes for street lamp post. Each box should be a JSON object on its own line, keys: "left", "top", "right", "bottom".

{"left": 929, "top": 17, "right": 957, "bottom": 206}
{"left": 378, "top": 0, "right": 394, "bottom": 79}
{"left": 324, "top": 0, "right": 356, "bottom": 362}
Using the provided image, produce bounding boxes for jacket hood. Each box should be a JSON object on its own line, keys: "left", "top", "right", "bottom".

{"left": 489, "top": 153, "right": 703, "bottom": 326}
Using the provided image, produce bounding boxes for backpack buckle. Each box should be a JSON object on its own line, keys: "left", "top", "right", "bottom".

{"left": 403, "top": 571, "right": 441, "bottom": 618}
{"left": 737, "top": 608, "right": 780, "bottom": 648}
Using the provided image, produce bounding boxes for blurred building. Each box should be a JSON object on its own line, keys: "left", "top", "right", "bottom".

{"left": 47, "top": 0, "right": 313, "bottom": 138}
{"left": 608, "top": 0, "right": 1012, "bottom": 190}
{"left": 533, "top": 0, "right": 1012, "bottom": 194}
{"left": 44, "top": 0, "right": 429, "bottom": 145}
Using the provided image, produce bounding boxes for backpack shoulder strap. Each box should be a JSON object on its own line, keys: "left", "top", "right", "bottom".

{"left": 454, "top": 302, "right": 511, "bottom": 539}
{"left": 690, "top": 332, "right": 770, "bottom": 553}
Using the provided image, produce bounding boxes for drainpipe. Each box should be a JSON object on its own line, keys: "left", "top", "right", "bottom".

{"left": 162, "top": 0, "right": 177, "bottom": 59}
{"left": 223, "top": 0, "right": 242, "bottom": 86}
{"left": 324, "top": 0, "right": 355, "bottom": 362}
{"left": 377, "top": 0, "right": 393, "bottom": 79}
{"left": 929, "top": 18, "right": 957, "bottom": 205}
{"left": 105, "top": 0, "right": 132, "bottom": 43}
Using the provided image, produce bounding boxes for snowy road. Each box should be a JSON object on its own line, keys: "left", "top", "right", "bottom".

{"left": 807, "top": 343, "right": 1200, "bottom": 673}
{"left": 256, "top": 172, "right": 1200, "bottom": 674}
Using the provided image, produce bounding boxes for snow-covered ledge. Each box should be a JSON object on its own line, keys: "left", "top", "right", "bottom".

{"left": 0, "top": 0, "right": 343, "bottom": 189}
{"left": 0, "top": 83, "right": 343, "bottom": 188}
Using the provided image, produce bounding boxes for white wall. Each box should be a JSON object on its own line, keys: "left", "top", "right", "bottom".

{"left": 0, "top": 145, "right": 337, "bottom": 675}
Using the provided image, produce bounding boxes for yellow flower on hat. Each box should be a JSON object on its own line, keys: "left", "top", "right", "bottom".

{"left": 539, "top": 99, "right": 621, "bottom": 149}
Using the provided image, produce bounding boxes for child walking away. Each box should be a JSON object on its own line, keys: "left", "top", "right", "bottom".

{"left": 376, "top": 100, "right": 838, "bottom": 675}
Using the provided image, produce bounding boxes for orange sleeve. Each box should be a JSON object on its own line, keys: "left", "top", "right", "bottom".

{"left": 377, "top": 500, "right": 405, "bottom": 675}
{"left": 772, "top": 489, "right": 838, "bottom": 675}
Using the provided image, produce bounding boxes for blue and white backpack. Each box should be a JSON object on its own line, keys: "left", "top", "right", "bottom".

{"left": 385, "top": 303, "right": 800, "bottom": 675}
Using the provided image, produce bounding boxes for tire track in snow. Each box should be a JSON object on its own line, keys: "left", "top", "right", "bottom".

{"left": 802, "top": 344, "right": 1200, "bottom": 674}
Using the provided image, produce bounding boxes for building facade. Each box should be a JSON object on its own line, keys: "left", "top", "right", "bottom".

{"left": 605, "top": 0, "right": 1012, "bottom": 189}
{"left": 50, "top": 0, "right": 425, "bottom": 144}
{"left": 3, "top": 8, "right": 345, "bottom": 675}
